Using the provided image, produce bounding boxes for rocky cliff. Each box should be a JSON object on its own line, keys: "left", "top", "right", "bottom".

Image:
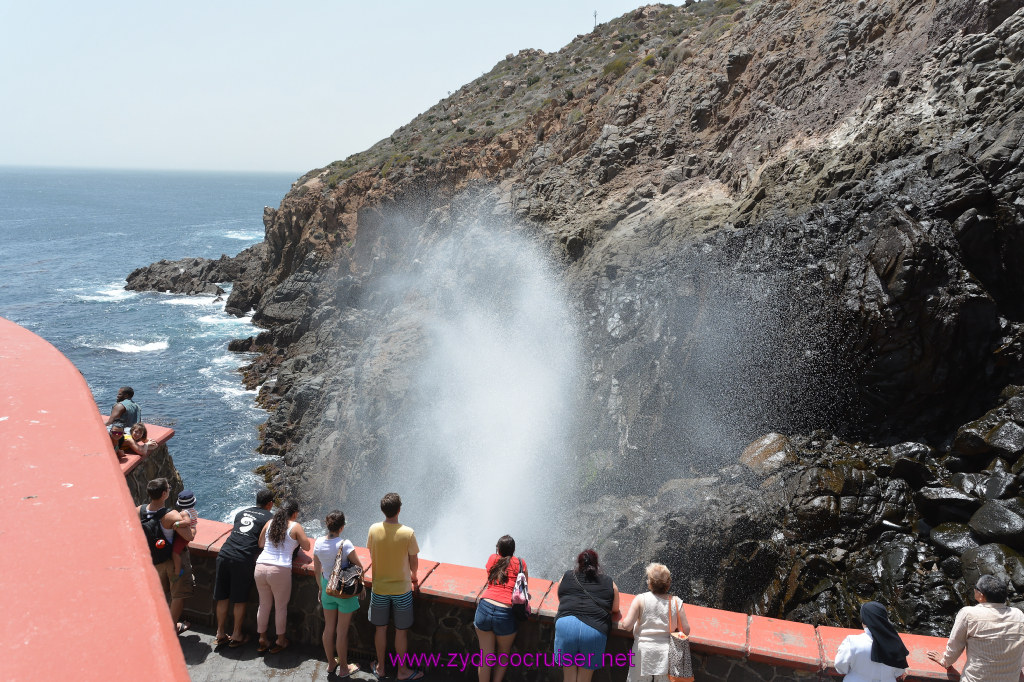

{"left": 130, "top": 0, "right": 1024, "bottom": 632}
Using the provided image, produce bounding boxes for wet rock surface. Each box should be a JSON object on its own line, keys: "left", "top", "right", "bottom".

{"left": 129, "top": 0, "right": 1024, "bottom": 632}
{"left": 573, "top": 396, "right": 1024, "bottom": 635}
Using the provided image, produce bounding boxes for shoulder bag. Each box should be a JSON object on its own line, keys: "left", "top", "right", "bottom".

{"left": 667, "top": 595, "right": 694, "bottom": 682}
{"left": 325, "top": 539, "right": 363, "bottom": 598}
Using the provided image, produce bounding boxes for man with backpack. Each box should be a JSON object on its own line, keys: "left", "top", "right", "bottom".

{"left": 140, "top": 477, "right": 195, "bottom": 635}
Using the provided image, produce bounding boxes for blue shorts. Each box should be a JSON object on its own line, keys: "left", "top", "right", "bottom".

{"left": 474, "top": 599, "right": 517, "bottom": 636}
{"left": 554, "top": 615, "right": 607, "bottom": 670}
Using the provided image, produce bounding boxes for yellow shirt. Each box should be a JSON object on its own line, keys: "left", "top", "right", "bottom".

{"left": 366, "top": 522, "right": 419, "bottom": 595}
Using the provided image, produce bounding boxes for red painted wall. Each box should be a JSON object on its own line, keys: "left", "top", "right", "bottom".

{"left": 0, "top": 316, "right": 189, "bottom": 681}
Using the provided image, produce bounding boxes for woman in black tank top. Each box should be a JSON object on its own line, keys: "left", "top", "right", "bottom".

{"left": 553, "top": 549, "right": 620, "bottom": 682}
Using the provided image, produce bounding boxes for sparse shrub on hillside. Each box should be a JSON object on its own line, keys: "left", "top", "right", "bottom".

{"left": 603, "top": 55, "right": 630, "bottom": 78}
{"left": 527, "top": 75, "right": 541, "bottom": 87}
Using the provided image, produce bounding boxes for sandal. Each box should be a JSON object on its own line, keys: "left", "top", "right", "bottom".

{"left": 228, "top": 634, "right": 250, "bottom": 648}
{"left": 257, "top": 639, "right": 271, "bottom": 653}
{"left": 175, "top": 621, "right": 191, "bottom": 635}
{"left": 339, "top": 663, "right": 360, "bottom": 678}
{"left": 269, "top": 640, "right": 290, "bottom": 654}
{"left": 214, "top": 634, "right": 230, "bottom": 646}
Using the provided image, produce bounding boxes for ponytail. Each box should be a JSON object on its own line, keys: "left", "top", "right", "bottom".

{"left": 268, "top": 499, "right": 298, "bottom": 545}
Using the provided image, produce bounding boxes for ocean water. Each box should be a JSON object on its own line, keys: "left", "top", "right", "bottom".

{"left": 0, "top": 167, "right": 296, "bottom": 522}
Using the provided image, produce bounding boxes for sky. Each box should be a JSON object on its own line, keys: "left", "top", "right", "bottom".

{"left": 1, "top": 1, "right": 653, "bottom": 175}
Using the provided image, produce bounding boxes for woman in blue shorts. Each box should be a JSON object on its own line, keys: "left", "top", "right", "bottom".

{"left": 554, "top": 549, "right": 620, "bottom": 682}
{"left": 312, "top": 510, "right": 363, "bottom": 678}
{"left": 474, "top": 535, "right": 527, "bottom": 682}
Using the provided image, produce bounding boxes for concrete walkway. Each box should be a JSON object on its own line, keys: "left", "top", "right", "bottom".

{"left": 181, "top": 623, "right": 460, "bottom": 681}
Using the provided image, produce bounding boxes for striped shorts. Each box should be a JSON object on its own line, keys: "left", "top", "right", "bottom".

{"left": 368, "top": 590, "right": 414, "bottom": 629}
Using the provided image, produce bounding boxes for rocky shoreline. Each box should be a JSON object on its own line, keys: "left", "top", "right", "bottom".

{"left": 126, "top": 0, "right": 1024, "bottom": 632}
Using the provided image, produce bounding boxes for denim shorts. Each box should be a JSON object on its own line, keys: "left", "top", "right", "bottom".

{"left": 554, "top": 615, "right": 607, "bottom": 669}
{"left": 474, "top": 599, "right": 517, "bottom": 636}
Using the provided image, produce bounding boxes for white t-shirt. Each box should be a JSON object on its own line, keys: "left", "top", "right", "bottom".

{"left": 313, "top": 536, "right": 355, "bottom": 581}
{"left": 834, "top": 630, "right": 905, "bottom": 682}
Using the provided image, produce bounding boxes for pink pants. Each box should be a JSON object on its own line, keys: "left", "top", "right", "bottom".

{"left": 254, "top": 563, "right": 292, "bottom": 636}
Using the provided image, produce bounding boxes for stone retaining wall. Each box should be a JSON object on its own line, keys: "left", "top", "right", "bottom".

{"left": 179, "top": 517, "right": 964, "bottom": 681}
{"left": 123, "top": 435, "right": 184, "bottom": 506}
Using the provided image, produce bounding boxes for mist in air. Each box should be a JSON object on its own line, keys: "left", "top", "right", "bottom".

{"left": 351, "top": 224, "right": 581, "bottom": 567}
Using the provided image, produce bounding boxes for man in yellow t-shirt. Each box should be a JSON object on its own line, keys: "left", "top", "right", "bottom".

{"left": 367, "top": 492, "right": 421, "bottom": 680}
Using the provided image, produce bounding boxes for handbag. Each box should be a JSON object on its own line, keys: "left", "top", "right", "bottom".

{"left": 325, "top": 539, "right": 363, "bottom": 598}
{"left": 667, "top": 596, "right": 694, "bottom": 682}
{"left": 509, "top": 558, "right": 531, "bottom": 621}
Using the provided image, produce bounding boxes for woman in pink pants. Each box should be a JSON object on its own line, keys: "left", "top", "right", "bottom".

{"left": 254, "top": 500, "right": 311, "bottom": 653}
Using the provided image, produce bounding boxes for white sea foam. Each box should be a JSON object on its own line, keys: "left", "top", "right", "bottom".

{"left": 75, "top": 282, "right": 137, "bottom": 302}
{"left": 100, "top": 339, "right": 170, "bottom": 353}
{"left": 160, "top": 295, "right": 220, "bottom": 307}
{"left": 224, "top": 230, "right": 263, "bottom": 241}
{"left": 211, "top": 354, "right": 241, "bottom": 366}
{"left": 197, "top": 314, "right": 251, "bottom": 325}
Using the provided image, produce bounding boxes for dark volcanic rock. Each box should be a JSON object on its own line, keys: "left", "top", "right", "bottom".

{"left": 915, "top": 487, "right": 984, "bottom": 523}
{"left": 125, "top": 244, "right": 266, "bottom": 314}
{"left": 930, "top": 522, "right": 982, "bottom": 556}
{"left": 132, "top": 0, "right": 1024, "bottom": 634}
{"left": 969, "top": 500, "right": 1024, "bottom": 545}
{"left": 962, "top": 543, "right": 1024, "bottom": 591}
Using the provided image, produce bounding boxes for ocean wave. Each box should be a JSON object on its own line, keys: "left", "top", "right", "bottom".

{"left": 197, "top": 314, "right": 251, "bottom": 325}
{"left": 223, "top": 230, "right": 264, "bottom": 241}
{"left": 74, "top": 282, "right": 137, "bottom": 302}
{"left": 98, "top": 339, "right": 170, "bottom": 353}
{"left": 159, "top": 295, "right": 220, "bottom": 307}
{"left": 211, "top": 353, "right": 242, "bottom": 365}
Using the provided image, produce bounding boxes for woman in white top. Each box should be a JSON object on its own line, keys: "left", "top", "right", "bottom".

{"left": 312, "top": 510, "right": 363, "bottom": 678}
{"left": 834, "top": 601, "right": 909, "bottom": 682}
{"left": 254, "top": 500, "right": 311, "bottom": 654}
{"left": 619, "top": 563, "right": 690, "bottom": 682}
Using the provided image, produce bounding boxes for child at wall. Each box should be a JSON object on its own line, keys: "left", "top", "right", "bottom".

{"left": 173, "top": 490, "right": 199, "bottom": 579}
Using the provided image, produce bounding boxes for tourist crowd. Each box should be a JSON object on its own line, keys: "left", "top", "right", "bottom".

{"left": 118, "top": 389, "right": 1024, "bottom": 682}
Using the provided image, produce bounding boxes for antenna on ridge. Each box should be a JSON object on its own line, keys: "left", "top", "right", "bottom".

{"left": 593, "top": 10, "right": 597, "bottom": 28}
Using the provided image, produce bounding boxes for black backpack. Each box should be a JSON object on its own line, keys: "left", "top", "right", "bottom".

{"left": 139, "top": 505, "right": 173, "bottom": 565}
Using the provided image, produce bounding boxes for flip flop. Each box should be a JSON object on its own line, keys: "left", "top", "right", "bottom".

{"left": 269, "top": 640, "right": 290, "bottom": 654}
{"left": 175, "top": 621, "right": 191, "bottom": 635}
{"left": 370, "top": 660, "right": 384, "bottom": 680}
{"left": 228, "top": 634, "right": 250, "bottom": 648}
{"left": 397, "top": 671, "right": 424, "bottom": 681}
{"left": 338, "top": 663, "right": 360, "bottom": 678}
{"left": 214, "top": 634, "right": 230, "bottom": 646}
{"left": 257, "top": 640, "right": 271, "bottom": 653}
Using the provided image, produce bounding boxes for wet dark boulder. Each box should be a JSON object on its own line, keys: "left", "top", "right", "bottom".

{"left": 952, "top": 471, "right": 1019, "bottom": 500}
{"left": 969, "top": 499, "right": 1024, "bottom": 545}
{"left": 929, "top": 522, "right": 983, "bottom": 556}
{"left": 915, "top": 487, "right": 984, "bottom": 523}
{"left": 990, "top": 422, "right": 1024, "bottom": 458}
{"left": 961, "top": 543, "right": 1024, "bottom": 592}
